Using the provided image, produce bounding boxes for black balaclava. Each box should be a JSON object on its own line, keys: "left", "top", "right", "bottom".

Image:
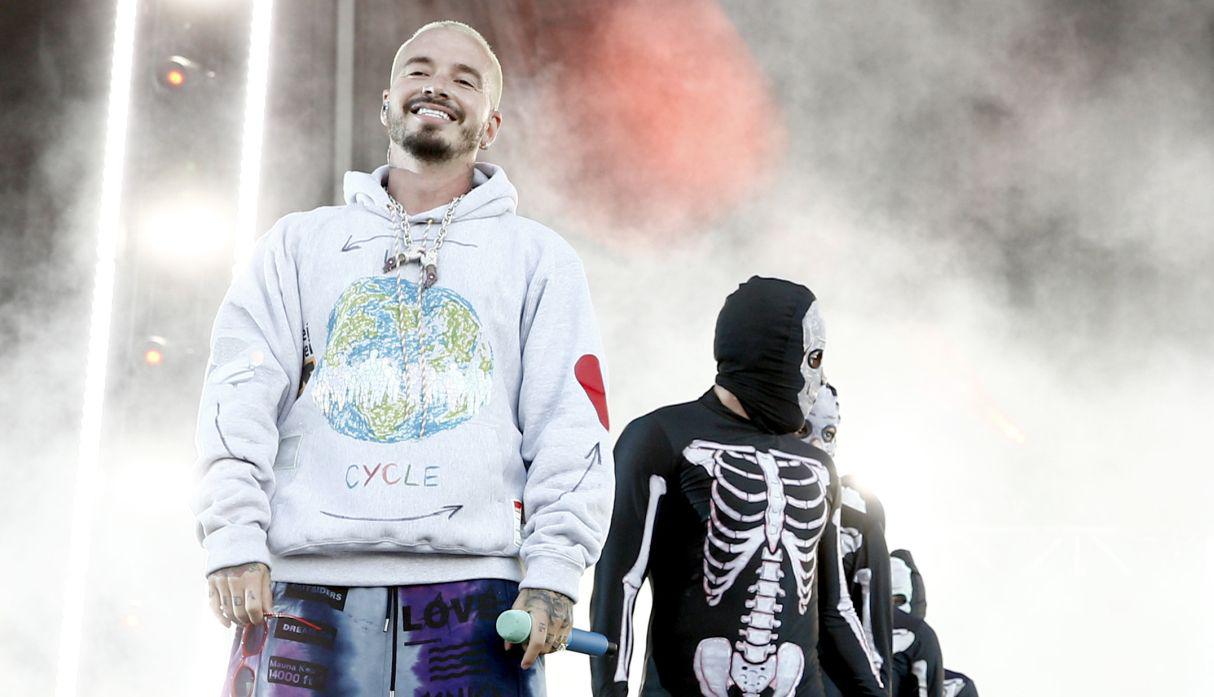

{"left": 714, "top": 276, "right": 825, "bottom": 435}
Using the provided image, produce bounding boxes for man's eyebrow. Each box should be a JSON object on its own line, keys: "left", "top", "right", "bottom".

{"left": 402, "top": 56, "right": 434, "bottom": 70}
{"left": 452, "top": 63, "right": 484, "bottom": 83}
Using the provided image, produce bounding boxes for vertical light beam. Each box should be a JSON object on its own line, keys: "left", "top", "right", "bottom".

{"left": 54, "top": 0, "right": 139, "bottom": 695}
{"left": 234, "top": 0, "right": 275, "bottom": 273}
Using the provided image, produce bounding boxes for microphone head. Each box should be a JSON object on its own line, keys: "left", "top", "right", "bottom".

{"left": 496, "top": 609, "right": 532, "bottom": 644}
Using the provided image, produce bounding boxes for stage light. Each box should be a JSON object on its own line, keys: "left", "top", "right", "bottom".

{"left": 142, "top": 335, "right": 167, "bottom": 367}
{"left": 136, "top": 196, "right": 231, "bottom": 264}
{"left": 233, "top": 0, "right": 274, "bottom": 274}
{"left": 55, "top": 0, "right": 138, "bottom": 696}
{"left": 156, "top": 55, "right": 209, "bottom": 91}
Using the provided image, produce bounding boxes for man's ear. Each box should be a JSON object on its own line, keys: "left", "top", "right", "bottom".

{"left": 479, "top": 110, "right": 503, "bottom": 150}
{"left": 380, "top": 90, "right": 390, "bottom": 127}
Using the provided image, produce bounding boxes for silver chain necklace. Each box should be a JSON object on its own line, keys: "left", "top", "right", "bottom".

{"left": 382, "top": 193, "right": 464, "bottom": 438}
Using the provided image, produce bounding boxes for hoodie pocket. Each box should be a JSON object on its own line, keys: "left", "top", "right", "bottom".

{"left": 267, "top": 422, "right": 522, "bottom": 557}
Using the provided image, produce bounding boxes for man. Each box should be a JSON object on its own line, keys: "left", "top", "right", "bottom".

{"left": 890, "top": 552, "right": 980, "bottom": 697}
{"left": 802, "top": 385, "right": 895, "bottom": 695}
{"left": 193, "top": 21, "right": 613, "bottom": 696}
{"left": 889, "top": 557, "right": 944, "bottom": 697}
{"left": 589, "top": 277, "right": 884, "bottom": 696}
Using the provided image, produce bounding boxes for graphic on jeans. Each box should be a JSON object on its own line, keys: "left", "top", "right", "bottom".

{"left": 311, "top": 276, "right": 493, "bottom": 442}
{"left": 222, "top": 580, "right": 545, "bottom": 696}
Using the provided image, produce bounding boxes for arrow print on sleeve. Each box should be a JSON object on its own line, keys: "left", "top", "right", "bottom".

{"left": 553, "top": 442, "right": 603, "bottom": 504}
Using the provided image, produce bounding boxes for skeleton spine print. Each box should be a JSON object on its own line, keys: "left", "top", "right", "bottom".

{"left": 681, "top": 440, "right": 831, "bottom": 697}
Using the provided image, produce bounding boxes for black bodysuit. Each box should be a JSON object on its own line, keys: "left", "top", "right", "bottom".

{"left": 590, "top": 391, "right": 884, "bottom": 696}
{"left": 822, "top": 477, "right": 894, "bottom": 696}
{"left": 891, "top": 609, "right": 944, "bottom": 697}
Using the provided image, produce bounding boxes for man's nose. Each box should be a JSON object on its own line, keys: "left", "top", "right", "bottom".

{"left": 422, "top": 80, "right": 449, "bottom": 99}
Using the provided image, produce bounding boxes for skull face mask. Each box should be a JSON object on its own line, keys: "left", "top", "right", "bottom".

{"left": 714, "top": 276, "right": 825, "bottom": 435}
{"left": 803, "top": 382, "right": 840, "bottom": 457}
{"left": 798, "top": 303, "right": 827, "bottom": 419}
{"left": 890, "top": 556, "right": 913, "bottom": 614}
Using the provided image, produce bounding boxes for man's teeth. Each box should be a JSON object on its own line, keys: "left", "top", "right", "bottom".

{"left": 416, "top": 107, "right": 452, "bottom": 121}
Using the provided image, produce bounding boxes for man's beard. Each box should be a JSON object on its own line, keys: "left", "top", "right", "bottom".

{"left": 389, "top": 115, "right": 480, "bottom": 164}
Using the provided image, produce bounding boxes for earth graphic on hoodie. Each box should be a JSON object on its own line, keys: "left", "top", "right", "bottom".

{"left": 310, "top": 276, "right": 494, "bottom": 442}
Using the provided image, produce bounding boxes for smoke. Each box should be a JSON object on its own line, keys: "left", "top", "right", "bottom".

{"left": 512, "top": 1, "right": 1214, "bottom": 694}
{"left": 3, "top": 1, "right": 1212, "bottom": 694}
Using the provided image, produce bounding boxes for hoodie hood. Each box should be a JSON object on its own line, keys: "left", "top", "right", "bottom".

{"left": 343, "top": 162, "right": 518, "bottom": 224}
{"left": 891, "top": 548, "right": 927, "bottom": 619}
{"left": 714, "top": 276, "right": 825, "bottom": 435}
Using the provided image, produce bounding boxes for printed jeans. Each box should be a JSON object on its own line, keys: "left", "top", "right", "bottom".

{"left": 222, "top": 578, "right": 546, "bottom": 697}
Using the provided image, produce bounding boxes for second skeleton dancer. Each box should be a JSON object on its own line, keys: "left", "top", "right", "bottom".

{"left": 590, "top": 277, "right": 884, "bottom": 696}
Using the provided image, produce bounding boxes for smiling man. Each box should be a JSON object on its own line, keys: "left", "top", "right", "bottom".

{"left": 193, "top": 21, "right": 612, "bottom": 696}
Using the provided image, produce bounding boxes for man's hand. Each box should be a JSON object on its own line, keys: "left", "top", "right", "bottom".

{"left": 506, "top": 588, "right": 574, "bottom": 669}
{"left": 207, "top": 562, "right": 272, "bottom": 628}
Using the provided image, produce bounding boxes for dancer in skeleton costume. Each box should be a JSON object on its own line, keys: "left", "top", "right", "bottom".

{"left": 889, "top": 557, "right": 944, "bottom": 697}
{"left": 889, "top": 550, "right": 927, "bottom": 620}
{"left": 801, "top": 385, "right": 894, "bottom": 696}
{"left": 589, "top": 277, "right": 884, "bottom": 697}
{"left": 890, "top": 552, "right": 979, "bottom": 697}
{"left": 942, "top": 671, "right": 979, "bottom": 697}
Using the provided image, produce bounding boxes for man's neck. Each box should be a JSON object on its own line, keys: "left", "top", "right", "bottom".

{"left": 713, "top": 384, "right": 749, "bottom": 420}
{"left": 385, "top": 151, "right": 476, "bottom": 213}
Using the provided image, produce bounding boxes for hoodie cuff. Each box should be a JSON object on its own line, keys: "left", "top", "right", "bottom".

{"left": 519, "top": 554, "right": 586, "bottom": 602}
{"left": 203, "top": 525, "right": 272, "bottom": 576}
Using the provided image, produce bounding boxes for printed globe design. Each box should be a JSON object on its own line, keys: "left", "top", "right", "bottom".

{"left": 311, "top": 276, "right": 493, "bottom": 442}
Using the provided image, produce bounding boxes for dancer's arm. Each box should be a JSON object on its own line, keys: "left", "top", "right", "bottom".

{"left": 819, "top": 508, "right": 887, "bottom": 696}
{"left": 589, "top": 417, "right": 674, "bottom": 697}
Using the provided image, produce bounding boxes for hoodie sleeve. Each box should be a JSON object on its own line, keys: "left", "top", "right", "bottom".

{"left": 192, "top": 220, "right": 303, "bottom": 576}
{"left": 819, "top": 505, "right": 887, "bottom": 696}
{"left": 589, "top": 416, "right": 674, "bottom": 697}
{"left": 515, "top": 252, "right": 614, "bottom": 602}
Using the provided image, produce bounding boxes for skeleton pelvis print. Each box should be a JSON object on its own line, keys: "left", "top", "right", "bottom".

{"left": 681, "top": 440, "right": 830, "bottom": 697}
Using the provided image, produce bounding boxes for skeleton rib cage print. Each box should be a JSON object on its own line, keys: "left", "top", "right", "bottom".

{"left": 590, "top": 392, "right": 886, "bottom": 697}
{"left": 682, "top": 440, "right": 831, "bottom": 697}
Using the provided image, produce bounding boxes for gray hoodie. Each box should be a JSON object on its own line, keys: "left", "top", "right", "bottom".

{"left": 193, "top": 163, "right": 613, "bottom": 600}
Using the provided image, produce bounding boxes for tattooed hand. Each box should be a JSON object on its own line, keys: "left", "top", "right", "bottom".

{"left": 206, "top": 562, "right": 272, "bottom": 628}
{"left": 506, "top": 588, "right": 574, "bottom": 669}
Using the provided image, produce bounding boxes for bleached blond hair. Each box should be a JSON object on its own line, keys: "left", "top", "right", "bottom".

{"left": 390, "top": 20, "right": 503, "bottom": 110}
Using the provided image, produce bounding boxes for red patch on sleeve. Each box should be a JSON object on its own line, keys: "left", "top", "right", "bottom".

{"left": 574, "top": 354, "right": 610, "bottom": 430}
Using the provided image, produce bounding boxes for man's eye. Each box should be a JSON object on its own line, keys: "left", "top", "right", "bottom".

{"left": 823, "top": 427, "right": 836, "bottom": 442}
{"left": 408, "top": 71, "right": 427, "bottom": 77}
{"left": 808, "top": 349, "right": 823, "bottom": 370}
{"left": 456, "top": 79, "right": 474, "bottom": 87}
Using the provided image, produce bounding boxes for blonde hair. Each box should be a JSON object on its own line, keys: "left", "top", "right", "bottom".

{"left": 390, "top": 20, "right": 503, "bottom": 110}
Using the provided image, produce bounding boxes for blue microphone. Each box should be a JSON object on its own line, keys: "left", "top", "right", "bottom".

{"left": 496, "top": 609, "right": 617, "bottom": 657}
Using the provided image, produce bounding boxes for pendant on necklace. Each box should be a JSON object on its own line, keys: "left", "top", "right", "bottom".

{"left": 382, "top": 247, "right": 426, "bottom": 274}
{"left": 420, "top": 249, "right": 440, "bottom": 289}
